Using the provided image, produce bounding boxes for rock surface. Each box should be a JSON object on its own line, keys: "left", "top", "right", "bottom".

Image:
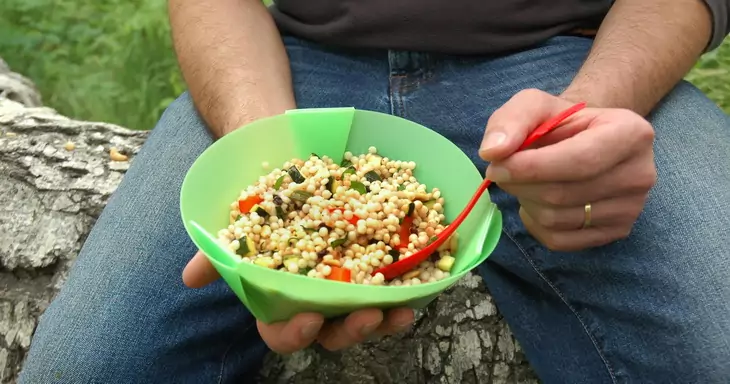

{"left": 0, "top": 60, "right": 537, "bottom": 383}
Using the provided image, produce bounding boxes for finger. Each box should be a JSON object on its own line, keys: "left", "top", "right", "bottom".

{"left": 317, "top": 308, "right": 383, "bottom": 351}
{"left": 486, "top": 109, "right": 655, "bottom": 183}
{"left": 519, "top": 207, "right": 635, "bottom": 252}
{"left": 518, "top": 194, "right": 648, "bottom": 231}
{"left": 372, "top": 307, "right": 415, "bottom": 337}
{"left": 497, "top": 152, "right": 658, "bottom": 206}
{"left": 479, "top": 89, "right": 574, "bottom": 161}
{"left": 527, "top": 118, "right": 593, "bottom": 148}
{"left": 257, "top": 313, "right": 324, "bottom": 355}
{"left": 182, "top": 251, "right": 221, "bottom": 288}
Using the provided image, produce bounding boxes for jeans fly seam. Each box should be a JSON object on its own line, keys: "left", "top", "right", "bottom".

{"left": 218, "top": 321, "right": 257, "bottom": 384}
{"left": 500, "top": 228, "right": 619, "bottom": 384}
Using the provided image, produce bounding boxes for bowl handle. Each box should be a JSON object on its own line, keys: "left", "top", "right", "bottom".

{"left": 284, "top": 107, "right": 355, "bottom": 165}
{"left": 187, "top": 220, "right": 250, "bottom": 303}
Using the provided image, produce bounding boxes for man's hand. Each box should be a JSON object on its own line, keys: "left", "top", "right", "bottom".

{"left": 182, "top": 251, "right": 415, "bottom": 353}
{"left": 479, "top": 89, "right": 657, "bottom": 251}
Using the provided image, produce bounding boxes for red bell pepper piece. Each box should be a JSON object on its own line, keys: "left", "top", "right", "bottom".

{"left": 238, "top": 195, "right": 263, "bottom": 213}
{"left": 326, "top": 266, "right": 352, "bottom": 282}
{"left": 395, "top": 216, "right": 413, "bottom": 249}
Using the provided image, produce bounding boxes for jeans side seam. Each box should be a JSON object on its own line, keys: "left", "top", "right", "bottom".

{"left": 218, "top": 321, "right": 257, "bottom": 384}
{"left": 500, "top": 228, "right": 619, "bottom": 384}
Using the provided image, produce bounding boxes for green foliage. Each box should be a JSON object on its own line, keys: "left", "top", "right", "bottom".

{"left": 686, "top": 43, "right": 730, "bottom": 112}
{"left": 0, "top": 0, "right": 185, "bottom": 130}
{"left": 0, "top": 0, "right": 729, "bottom": 131}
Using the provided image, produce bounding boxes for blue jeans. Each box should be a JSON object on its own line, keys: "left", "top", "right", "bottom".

{"left": 19, "top": 35, "right": 730, "bottom": 383}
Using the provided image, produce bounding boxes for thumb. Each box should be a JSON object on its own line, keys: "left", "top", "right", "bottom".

{"left": 182, "top": 250, "right": 221, "bottom": 288}
{"left": 479, "top": 89, "right": 573, "bottom": 162}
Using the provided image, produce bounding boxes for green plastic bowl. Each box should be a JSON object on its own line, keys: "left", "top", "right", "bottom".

{"left": 180, "top": 107, "right": 502, "bottom": 324}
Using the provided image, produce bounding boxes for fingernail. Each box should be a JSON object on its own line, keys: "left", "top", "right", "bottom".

{"left": 480, "top": 132, "right": 506, "bottom": 153}
{"left": 486, "top": 165, "right": 511, "bottom": 182}
{"left": 361, "top": 321, "right": 380, "bottom": 337}
{"left": 301, "top": 320, "right": 323, "bottom": 339}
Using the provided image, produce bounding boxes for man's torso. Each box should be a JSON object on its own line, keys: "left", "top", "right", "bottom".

{"left": 270, "top": 0, "right": 611, "bottom": 55}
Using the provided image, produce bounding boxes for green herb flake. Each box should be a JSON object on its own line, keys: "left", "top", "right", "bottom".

{"left": 330, "top": 238, "right": 347, "bottom": 247}
{"left": 275, "top": 206, "right": 286, "bottom": 219}
{"left": 274, "top": 175, "right": 287, "bottom": 190}
{"left": 350, "top": 181, "right": 367, "bottom": 194}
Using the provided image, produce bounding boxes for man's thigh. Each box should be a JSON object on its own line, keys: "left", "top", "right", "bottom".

{"left": 19, "top": 36, "right": 392, "bottom": 383}
{"left": 402, "top": 36, "right": 730, "bottom": 383}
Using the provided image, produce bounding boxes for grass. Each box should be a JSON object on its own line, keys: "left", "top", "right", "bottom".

{"left": 1, "top": 0, "right": 729, "bottom": 130}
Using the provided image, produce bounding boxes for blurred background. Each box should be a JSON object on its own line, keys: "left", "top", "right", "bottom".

{"left": 2, "top": 0, "right": 729, "bottom": 131}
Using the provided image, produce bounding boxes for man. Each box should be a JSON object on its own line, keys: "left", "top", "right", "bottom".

{"left": 19, "top": 0, "right": 730, "bottom": 382}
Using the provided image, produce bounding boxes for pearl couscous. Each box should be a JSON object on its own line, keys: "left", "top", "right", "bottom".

{"left": 217, "top": 147, "right": 458, "bottom": 286}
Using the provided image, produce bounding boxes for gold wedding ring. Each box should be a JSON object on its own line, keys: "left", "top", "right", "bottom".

{"left": 582, "top": 203, "right": 592, "bottom": 229}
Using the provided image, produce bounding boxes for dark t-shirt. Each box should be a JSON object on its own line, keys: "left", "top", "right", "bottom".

{"left": 270, "top": 0, "right": 730, "bottom": 55}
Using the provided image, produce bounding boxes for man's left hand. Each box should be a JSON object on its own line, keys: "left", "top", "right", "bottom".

{"left": 478, "top": 89, "right": 658, "bottom": 252}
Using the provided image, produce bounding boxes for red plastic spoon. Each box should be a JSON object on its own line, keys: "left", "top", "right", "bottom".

{"left": 372, "top": 102, "right": 587, "bottom": 281}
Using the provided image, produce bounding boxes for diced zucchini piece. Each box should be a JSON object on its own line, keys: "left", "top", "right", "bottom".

{"left": 340, "top": 159, "right": 352, "bottom": 167}
{"left": 287, "top": 166, "right": 305, "bottom": 183}
{"left": 290, "top": 190, "right": 313, "bottom": 203}
{"left": 283, "top": 256, "right": 299, "bottom": 271}
{"left": 251, "top": 204, "right": 269, "bottom": 219}
{"left": 329, "top": 179, "right": 341, "bottom": 193}
{"left": 397, "top": 184, "right": 406, "bottom": 191}
{"left": 388, "top": 249, "right": 400, "bottom": 259}
{"left": 236, "top": 235, "right": 257, "bottom": 257}
{"left": 450, "top": 233, "right": 459, "bottom": 254}
{"left": 424, "top": 199, "right": 437, "bottom": 209}
{"left": 254, "top": 256, "right": 275, "bottom": 268}
{"left": 342, "top": 166, "right": 356, "bottom": 177}
{"left": 437, "top": 255, "right": 456, "bottom": 272}
{"left": 364, "top": 170, "right": 381, "bottom": 183}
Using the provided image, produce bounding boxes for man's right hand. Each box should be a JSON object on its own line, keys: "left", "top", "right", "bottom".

{"left": 182, "top": 251, "right": 415, "bottom": 353}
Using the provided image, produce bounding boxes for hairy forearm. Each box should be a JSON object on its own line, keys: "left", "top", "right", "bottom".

{"left": 561, "top": 0, "right": 713, "bottom": 116}
{"left": 169, "top": 0, "right": 295, "bottom": 137}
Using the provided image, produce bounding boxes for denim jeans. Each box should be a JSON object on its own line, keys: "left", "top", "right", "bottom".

{"left": 19, "top": 35, "right": 730, "bottom": 383}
